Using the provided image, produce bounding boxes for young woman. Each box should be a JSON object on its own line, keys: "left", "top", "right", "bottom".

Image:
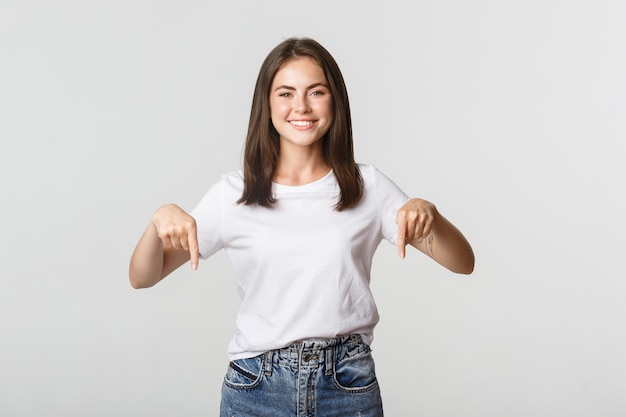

{"left": 129, "top": 37, "right": 474, "bottom": 417}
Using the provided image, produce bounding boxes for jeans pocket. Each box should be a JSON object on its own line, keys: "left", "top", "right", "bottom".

{"left": 333, "top": 348, "right": 379, "bottom": 393}
{"left": 224, "top": 355, "right": 265, "bottom": 389}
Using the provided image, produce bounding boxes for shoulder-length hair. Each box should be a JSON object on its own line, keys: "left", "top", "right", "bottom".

{"left": 237, "top": 37, "right": 363, "bottom": 211}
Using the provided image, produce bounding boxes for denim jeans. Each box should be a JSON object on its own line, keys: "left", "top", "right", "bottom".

{"left": 220, "top": 334, "right": 384, "bottom": 417}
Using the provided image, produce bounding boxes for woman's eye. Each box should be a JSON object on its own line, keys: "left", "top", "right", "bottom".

{"left": 310, "top": 90, "right": 325, "bottom": 96}
{"left": 278, "top": 92, "right": 292, "bottom": 97}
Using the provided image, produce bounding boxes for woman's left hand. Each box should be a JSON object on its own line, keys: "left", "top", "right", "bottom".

{"left": 396, "top": 198, "right": 438, "bottom": 258}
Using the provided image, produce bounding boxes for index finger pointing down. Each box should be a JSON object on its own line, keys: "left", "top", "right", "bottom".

{"left": 188, "top": 232, "right": 200, "bottom": 271}
{"left": 397, "top": 230, "right": 406, "bottom": 259}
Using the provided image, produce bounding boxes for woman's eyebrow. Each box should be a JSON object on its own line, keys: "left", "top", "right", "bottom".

{"left": 273, "top": 82, "right": 329, "bottom": 92}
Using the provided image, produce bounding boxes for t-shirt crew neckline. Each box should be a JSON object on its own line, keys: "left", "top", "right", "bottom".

{"left": 272, "top": 169, "right": 334, "bottom": 191}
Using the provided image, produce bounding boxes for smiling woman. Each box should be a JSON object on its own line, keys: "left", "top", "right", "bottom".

{"left": 269, "top": 57, "right": 334, "bottom": 157}
{"left": 129, "top": 37, "right": 474, "bottom": 417}
{"left": 238, "top": 38, "right": 362, "bottom": 211}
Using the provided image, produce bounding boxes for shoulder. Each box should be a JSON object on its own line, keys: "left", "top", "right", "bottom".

{"left": 205, "top": 170, "right": 244, "bottom": 195}
{"left": 194, "top": 169, "right": 243, "bottom": 206}
{"left": 221, "top": 169, "right": 244, "bottom": 186}
{"left": 357, "top": 163, "right": 390, "bottom": 186}
{"left": 357, "top": 163, "right": 376, "bottom": 181}
{"left": 357, "top": 163, "right": 408, "bottom": 199}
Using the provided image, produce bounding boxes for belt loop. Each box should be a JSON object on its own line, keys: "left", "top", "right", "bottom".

{"left": 264, "top": 350, "right": 274, "bottom": 376}
{"left": 325, "top": 347, "right": 334, "bottom": 376}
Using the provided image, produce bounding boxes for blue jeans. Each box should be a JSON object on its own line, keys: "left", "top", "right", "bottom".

{"left": 220, "top": 334, "right": 384, "bottom": 417}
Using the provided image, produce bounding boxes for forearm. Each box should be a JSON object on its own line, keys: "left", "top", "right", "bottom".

{"left": 428, "top": 214, "right": 475, "bottom": 274}
{"left": 129, "top": 223, "right": 165, "bottom": 289}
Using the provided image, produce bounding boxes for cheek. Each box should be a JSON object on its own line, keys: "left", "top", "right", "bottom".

{"left": 270, "top": 101, "right": 289, "bottom": 119}
{"left": 319, "top": 102, "right": 334, "bottom": 123}
{"left": 316, "top": 98, "right": 334, "bottom": 118}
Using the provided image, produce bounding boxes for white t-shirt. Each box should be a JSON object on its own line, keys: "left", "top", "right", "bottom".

{"left": 191, "top": 164, "right": 409, "bottom": 360}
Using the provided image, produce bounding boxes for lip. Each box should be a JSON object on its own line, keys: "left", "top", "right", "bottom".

{"left": 288, "top": 119, "right": 317, "bottom": 130}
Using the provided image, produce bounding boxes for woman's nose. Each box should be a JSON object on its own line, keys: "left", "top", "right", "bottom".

{"left": 294, "top": 96, "right": 311, "bottom": 113}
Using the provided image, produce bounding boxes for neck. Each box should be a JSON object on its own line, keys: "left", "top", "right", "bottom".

{"left": 274, "top": 144, "right": 330, "bottom": 186}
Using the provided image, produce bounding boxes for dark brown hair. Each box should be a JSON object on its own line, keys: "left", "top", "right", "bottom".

{"left": 237, "top": 37, "right": 363, "bottom": 211}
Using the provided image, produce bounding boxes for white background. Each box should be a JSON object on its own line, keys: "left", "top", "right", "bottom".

{"left": 1, "top": 1, "right": 625, "bottom": 416}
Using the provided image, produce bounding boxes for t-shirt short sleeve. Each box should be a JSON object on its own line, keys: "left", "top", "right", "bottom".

{"left": 189, "top": 178, "right": 225, "bottom": 259}
{"left": 368, "top": 165, "right": 410, "bottom": 246}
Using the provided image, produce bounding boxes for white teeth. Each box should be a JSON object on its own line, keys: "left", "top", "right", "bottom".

{"left": 290, "top": 120, "right": 313, "bottom": 127}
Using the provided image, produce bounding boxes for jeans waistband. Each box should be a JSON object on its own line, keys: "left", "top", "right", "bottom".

{"left": 264, "top": 334, "right": 369, "bottom": 375}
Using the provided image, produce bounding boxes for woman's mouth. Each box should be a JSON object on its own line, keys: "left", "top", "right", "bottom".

{"left": 289, "top": 120, "right": 315, "bottom": 127}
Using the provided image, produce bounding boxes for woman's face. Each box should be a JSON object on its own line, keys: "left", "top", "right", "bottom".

{"left": 269, "top": 57, "right": 333, "bottom": 151}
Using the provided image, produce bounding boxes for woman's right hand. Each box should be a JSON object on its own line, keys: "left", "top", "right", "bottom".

{"left": 152, "top": 204, "right": 200, "bottom": 270}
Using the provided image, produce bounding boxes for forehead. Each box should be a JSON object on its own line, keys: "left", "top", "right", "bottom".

{"left": 272, "top": 56, "right": 327, "bottom": 86}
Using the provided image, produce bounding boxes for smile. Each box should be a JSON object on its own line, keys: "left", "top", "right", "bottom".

{"left": 289, "top": 120, "right": 315, "bottom": 127}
